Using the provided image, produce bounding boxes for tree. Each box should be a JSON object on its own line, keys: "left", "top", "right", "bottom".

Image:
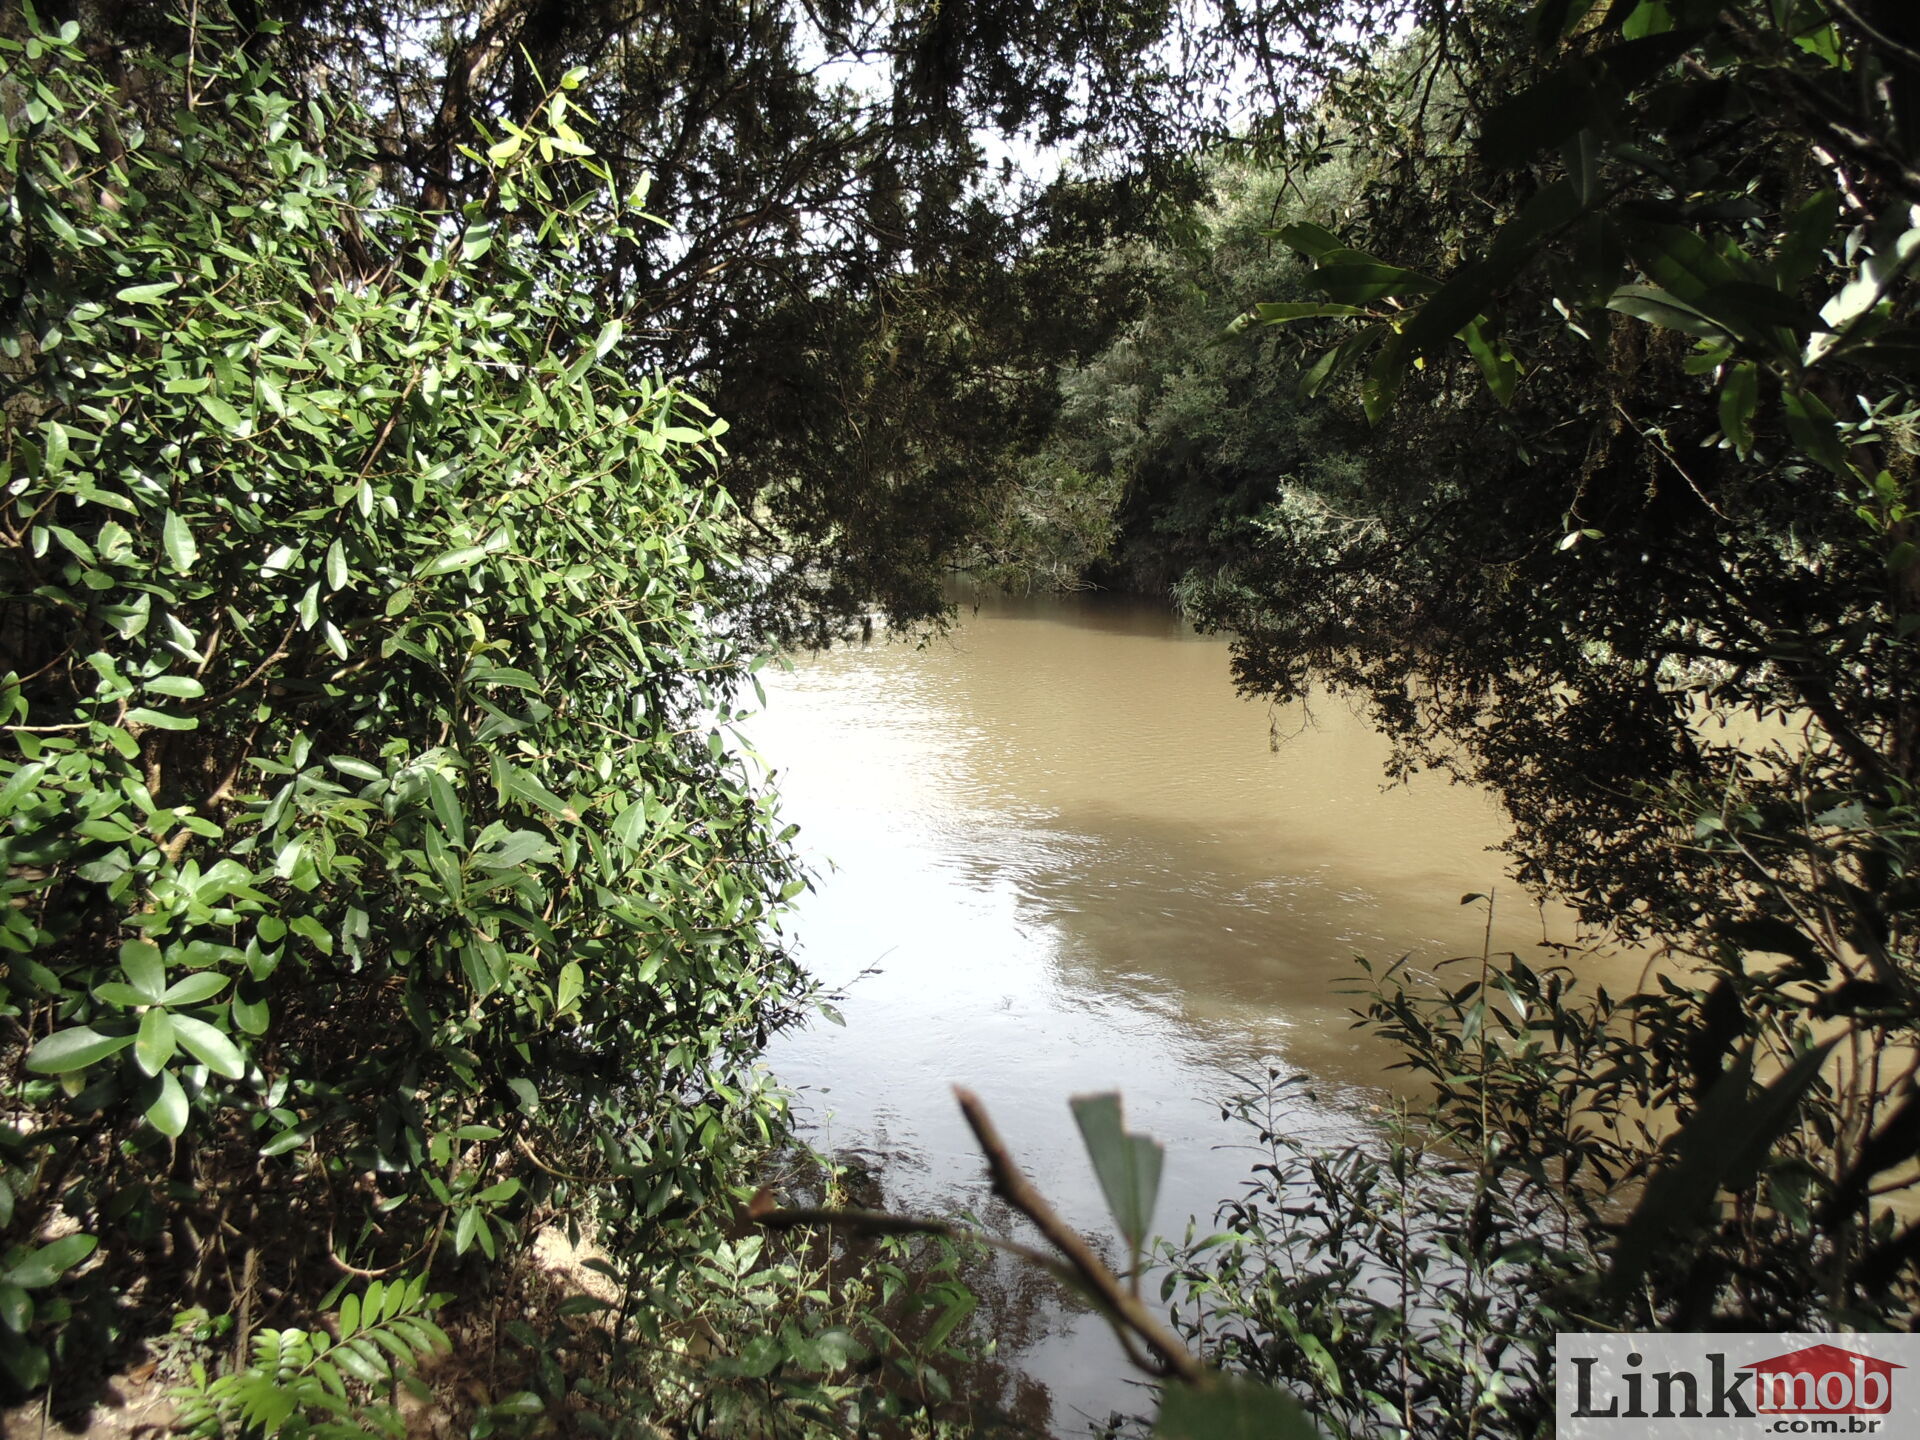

{"left": 46, "top": 0, "right": 1450, "bottom": 635}
{"left": 0, "top": 17, "right": 815, "bottom": 1400}
{"left": 31, "top": 0, "right": 1212, "bottom": 634}
{"left": 1154, "top": 0, "right": 1920, "bottom": 1381}
{"left": 969, "top": 157, "right": 1372, "bottom": 595}
{"left": 1210, "top": 0, "right": 1918, "bottom": 942}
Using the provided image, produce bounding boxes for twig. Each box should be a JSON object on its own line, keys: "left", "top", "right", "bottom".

{"left": 756, "top": 1093, "right": 1216, "bottom": 1388}
{"left": 513, "top": 1132, "right": 605, "bottom": 1185}
{"left": 1824, "top": 0, "right": 1920, "bottom": 68}
{"left": 953, "top": 1087, "right": 1206, "bottom": 1385}
{"left": 1612, "top": 399, "right": 1728, "bottom": 521}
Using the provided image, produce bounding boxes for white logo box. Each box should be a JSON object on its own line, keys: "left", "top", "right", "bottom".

{"left": 1557, "top": 1333, "right": 1920, "bottom": 1439}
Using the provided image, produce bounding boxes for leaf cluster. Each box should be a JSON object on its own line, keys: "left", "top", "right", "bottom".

{"left": 1170, "top": 927, "right": 1917, "bottom": 1439}
{"left": 172, "top": 1276, "right": 450, "bottom": 1440}
{"left": 0, "top": 13, "right": 808, "bottom": 1402}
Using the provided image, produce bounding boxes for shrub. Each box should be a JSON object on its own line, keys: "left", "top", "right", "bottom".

{"left": 1168, "top": 918, "right": 1920, "bottom": 1440}
{"left": 0, "top": 12, "right": 807, "bottom": 1396}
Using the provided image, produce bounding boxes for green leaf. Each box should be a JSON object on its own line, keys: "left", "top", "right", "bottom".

{"left": 1155, "top": 1376, "right": 1326, "bottom": 1440}
{"left": 1070, "top": 1092, "right": 1164, "bottom": 1262}
{"left": 1308, "top": 262, "right": 1437, "bottom": 306}
{"left": 0, "top": 1333, "right": 50, "bottom": 1392}
{"left": 427, "top": 773, "right": 467, "bottom": 847}
{"left": 1479, "top": 67, "right": 1597, "bottom": 169}
{"left": 125, "top": 706, "right": 198, "bottom": 731}
{"left": 462, "top": 221, "right": 494, "bottom": 261}
{"left": 1299, "top": 332, "right": 1372, "bottom": 398}
{"left": 472, "top": 828, "right": 558, "bottom": 871}
{"left": 730, "top": 1333, "right": 785, "bottom": 1378}
{"left": 134, "top": 1007, "right": 177, "bottom": 1076}
{"left": 261, "top": 1122, "right": 318, "bottom": 1157}
{"left": 171, "top": 1014, "right": 247, "bottom": 1078}
{"left": 1625, "top": 221, "right": 1749, "bottom": 306}
{"left": 144, "top": 674, "right": 205, "bottom": 698}
{"left": 1606, "top": 284, "right": 1733, "bottom": 341}
{"left": 1718, "top": 360, "right": 1758, "bottom": 456}
{"left": 0, "top": 1283, "right": 31, "bottom": 1334}
{"left": 1394, "top": 260, "right": 1504, "bottom": 363}
{"left": 492, "top": 759, "right": 574, "bottom": 821}
{"left": 1273, "top": 222, "right": 1345, "bottom": 261}
{"left": 1361, "top": 333, "right": 1408, "bottom": 425}
{"left": 1606, "top": 1039, "right": 1838, "bottom": 1299}
{"left": 1459, "top": 318, "right": 1518, "bottom": 406}
{"left": 416, "top": 546, "right": 487, "bottom": 577}
{"left": 121, "top": 940, "right": 166, "bottom": 1002}
{"left": 234, "top": 1374, "right": 296, "bottom": 1431}
{"left": 161, "top": 509, "right": 198, "bottom": 574}
{"left": 4, "top": 1234, "right": 97, "bottom": 1289}
{"left": 924, "top": 1287, "right": 975, "bottom": 1349}
{"left": 196, "top": 392, "right": 246, "bottom": 435}
{"left": 1252, "top": 302, "right": 1369, "bottom": 324}
{"left": 114, "top": 280, "right": 178, "bottom": 305}
{"left": 25, "top": 1026, "right": 135, "bottom": 1074}
{"left": 1696, "top": 280, "right": 1825, "bottom": 343}
{"left": 1782, "top": 388, "right": 1854, "bottom": 476}
{"left": 612, "top": 797, "right": 648, "bottom": 846}
{"left": 232, "top": 989, "right": 271, "bottom": 1036}
{"left": 161, "top": 971, "right": 230, "bottom": 1006}
{"left": 146, "top": 1069, "right": 190, "bottom": 1136}
{"left": 556, "top": 961, "right": 584, "bottom": 1012}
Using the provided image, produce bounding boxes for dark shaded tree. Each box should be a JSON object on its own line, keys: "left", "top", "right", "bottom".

{"left": 40, "top": 0, "right": 1444, "bottom": 631}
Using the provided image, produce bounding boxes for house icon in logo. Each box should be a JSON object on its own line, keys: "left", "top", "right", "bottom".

{"left": 1741, "top": 1344, "right": 1903, "bottom": 1415}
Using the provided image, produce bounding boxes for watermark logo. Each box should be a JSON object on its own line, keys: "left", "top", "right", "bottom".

{"left": 1558, "top": 1333, "right": 1920, "bottom": 1438}
{"left": 1747, "top": 1344, "right": 1899, "bottom": 1417}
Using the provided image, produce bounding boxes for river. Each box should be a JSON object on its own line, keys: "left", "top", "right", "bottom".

{"left": 745, "top": 589, "right": 1606, "bottom": 1435}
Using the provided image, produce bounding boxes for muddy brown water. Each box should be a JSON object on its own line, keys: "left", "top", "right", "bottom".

{"left": 746, "top": 589, "right": 1624, "bottom": 1435}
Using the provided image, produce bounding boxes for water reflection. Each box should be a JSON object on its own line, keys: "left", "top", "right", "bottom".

{"left": 747, "top": 590, "right": 1586, "bottom": 1434}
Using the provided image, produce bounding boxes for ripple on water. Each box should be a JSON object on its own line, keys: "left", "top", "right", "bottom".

{"left": 747, "top": 590, "right": 1598, "bottom": 1435}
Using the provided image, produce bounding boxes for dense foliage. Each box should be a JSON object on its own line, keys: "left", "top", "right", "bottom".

{"left": 49, "top": 0, "right": 1209, "bottom": 636}
{"left": 11, "top": 0, "right": 1920, "bottom": 1430}
{"left": 0, "top": 14, "right": 845, "bottom": 1416}
{"left": 54, "top": 0, "right": 1451, "bottom": 638}
{"left": 1078, "top": 0, "right": 1920, "bottom": 1428}
{"left": 1171, "top": 925, "right": 1886, "bottom": 1439}
{"left": 972, "top": 162, "right": 1366, "bottom": 596}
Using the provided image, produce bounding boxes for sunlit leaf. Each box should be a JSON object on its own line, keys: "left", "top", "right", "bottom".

{"left": 25, "top": 1026, "right": 135, "bottom": 1074}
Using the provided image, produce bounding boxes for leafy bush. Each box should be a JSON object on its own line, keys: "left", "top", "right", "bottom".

{"left": 0, "top": 13, "right": 807, "bottom": 1396}
{"left": 172, "top": 1276, "right": 450, "bottom": 1440}
{"left": 1170, "top": 921, "right": 1920, "bottom": 1439}
{"left": 503, "top": 1223, "right": 993, "bottom": 1437}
